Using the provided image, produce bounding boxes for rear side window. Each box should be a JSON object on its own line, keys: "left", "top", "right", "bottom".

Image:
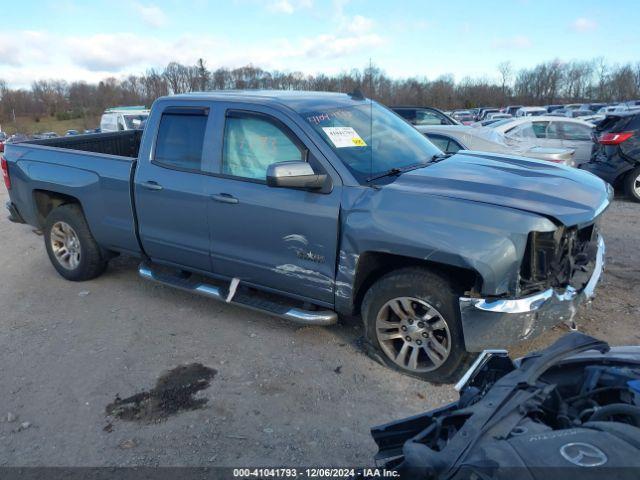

{"left": 154, "top": 108, "right": 208, "bottom": 171}
{"left": 560, "top": 122, "right": 592, "bottom": 141}
{"left": 415, "top": 110, "right": 446, "bottom": 125}
{"left": 222, "top": 112, "right": 303, "bottom": 181}
{"left": 531, "top": 122, "right": 549, "bottom": 138}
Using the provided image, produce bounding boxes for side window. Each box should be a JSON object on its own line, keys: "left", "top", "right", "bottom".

{"left": 506, "top": 124, "right": 535, "bottom": 138}
{"left": 222, "top": 112, "right": 304, "bottom": 181}
{"left": 560, "top": 122, "right": 592, "bottom": 141}
{"left": 546, "top": 122, "right": 562, "bottom": 139}
{"left": 425, "top": 134, "right": 449, "bottom": 152}
{"left": 415, "top": 110, "right": 445, "bottom": 125}
{"left": 424, "top": 134, "right": 462, "bottom": 153}
{"left": 395, "top": 109, "right": 415, "bottom": 121}
{"left": 154, "top": 108, "right": 208, "bottom": 171}
{"left": 531, "top": 121, "right": 549, "bottom": 138}
{"left": 117, "top": 115, "right": 126, "bottom": 131}
{"left": 446, "top": 139, "right": 462, "bottom": 153}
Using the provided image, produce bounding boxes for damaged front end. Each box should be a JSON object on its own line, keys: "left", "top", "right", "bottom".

{"left": 460, "top": 221, "right": 605, "bottom": 352}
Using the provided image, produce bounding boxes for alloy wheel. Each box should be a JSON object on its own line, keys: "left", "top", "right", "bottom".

{"left": 50, "top": 221, "right": 81, "bottom": 270}
{"left": 375, "top": 296, "right": 451, "bottom": 372}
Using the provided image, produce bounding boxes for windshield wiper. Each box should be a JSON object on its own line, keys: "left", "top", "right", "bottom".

{"left": 431, "top": 152, "right": 454, "bottom": 162}
{"left": 366, "top": 162, "right": 429, "bottom": 183}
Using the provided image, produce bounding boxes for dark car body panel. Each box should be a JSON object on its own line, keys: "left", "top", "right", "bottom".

{"left": 581, "top": 113, "right": 640, "bottom": 186}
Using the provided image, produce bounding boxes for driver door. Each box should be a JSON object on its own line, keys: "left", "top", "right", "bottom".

{"left": 205, "top": 106, "right": 342, "bottom": 305}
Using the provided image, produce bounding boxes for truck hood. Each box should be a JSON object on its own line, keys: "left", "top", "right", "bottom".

{"left": 386, "top": 151, "right": 610, "bottom": 226}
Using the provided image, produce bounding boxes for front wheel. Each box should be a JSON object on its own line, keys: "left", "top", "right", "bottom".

{"left": 624, "top": 166, "right": 640, "bottom": 202}
{"left": 44, "top": 204, "right": 108, "bottom": 281}
{"left": 362, "top": 267, "right": 474, "bottom": 383}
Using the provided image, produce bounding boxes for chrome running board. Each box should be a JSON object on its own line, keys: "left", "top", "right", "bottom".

{"left": 138, "top": 262, "right": 338, "bottom": 326}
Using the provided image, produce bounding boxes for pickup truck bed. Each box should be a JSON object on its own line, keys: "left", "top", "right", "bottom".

{"left": 7, "top": 131, "right": 141, "bottom": 254}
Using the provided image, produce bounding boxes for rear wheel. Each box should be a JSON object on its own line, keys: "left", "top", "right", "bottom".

{"left": 44, "top": 204, "right": 108, "bottom": 281}
{"left": 362, "top": 267, "right": 474, "bottom": 383}
{"left": 624, "top": 166, "right": 640, "bottom": 202}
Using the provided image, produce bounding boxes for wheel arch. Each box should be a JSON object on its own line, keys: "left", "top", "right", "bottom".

{"left": 351, "top": 251, "right": 482, "bottom": 315}
{"left": 32, "top": 189, "right": 83, "bottom": 227}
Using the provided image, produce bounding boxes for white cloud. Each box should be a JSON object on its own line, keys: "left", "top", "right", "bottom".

{"left": 266, "top": 0, "right": 312, "bottom": 14}
{"left": 491, "top": 35, "right": 532, "bottom": 49}
{"left": 134, "top": 3, "right": 168, "bottom": 28}
{"left": 0, "top": 26, "right": 387, "bottom": 87}
{"left": 344, "top": 15, "right": 374, "bottom": 34}
{"left": 571, "top": 17, "right": 597, "bottom": 32}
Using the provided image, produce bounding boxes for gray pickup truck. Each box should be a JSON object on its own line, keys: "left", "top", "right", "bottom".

{"left": 2, "top": 91, "right": 610, "bottom": 382}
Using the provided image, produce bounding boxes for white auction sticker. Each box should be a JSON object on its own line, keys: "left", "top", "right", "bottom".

{"left": 322, "top": 127, "right": 367, "bottom": 148}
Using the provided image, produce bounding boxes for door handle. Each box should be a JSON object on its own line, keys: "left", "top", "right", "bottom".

{"left": 141, "top": 181, "right": 163, "bottom": 191}
{"left": 210, "top": 193, "right": 239, "bottom": 204}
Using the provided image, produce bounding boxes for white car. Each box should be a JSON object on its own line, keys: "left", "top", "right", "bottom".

{"left": 597, "top": 105, "right": 619, "bottom": 114}
{"left": 415, "top": 125, "right": 576, "bottom": 166}
{"left": 515, "top": 106, "right": 547, "bottom": 117}
{"left": 100, "top": 106, "right": 150, "bottom": 133}
{"left": 491, "top": 116, "right": 594, "bottom": 166}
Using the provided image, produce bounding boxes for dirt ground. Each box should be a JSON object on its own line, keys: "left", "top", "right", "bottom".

{"left": 0, "top": 186, "right": 638, "bottom": 467}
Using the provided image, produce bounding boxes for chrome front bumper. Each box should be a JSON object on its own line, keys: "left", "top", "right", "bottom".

{"left": 459, "top": 235, "right": 605, "bottom": 352}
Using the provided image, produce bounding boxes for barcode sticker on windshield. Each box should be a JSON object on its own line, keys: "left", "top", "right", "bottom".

{"left": 322, "top": 127, "right": 367, "bottom": 148}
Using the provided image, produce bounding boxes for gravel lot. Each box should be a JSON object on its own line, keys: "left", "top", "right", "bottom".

{"left": 0, "top": 186, "right": 638, "bottom": 467}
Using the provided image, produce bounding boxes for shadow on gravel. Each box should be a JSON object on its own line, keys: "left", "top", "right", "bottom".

{"left": 106, "top": 363, "right": 217, "bottom": 422}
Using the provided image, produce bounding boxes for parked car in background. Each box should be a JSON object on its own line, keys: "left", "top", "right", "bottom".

{"left": 515, "top": 106, "right": 547, "bottom": 117}
{"left": 564, "top": 103, "right": 582, "bottom": 111}
{"left": 598, "top": 105, "right": 619, "bottom": 114}
{"left": 0, "top": 132, "right": 7, "bottom": 153}
{"left": 477, "top": 108, "right": 499, "bottom": 120}
{"left": 565, "top": 109, "right": 594, "bottom": 118}
{"left": 100, "top": 106, "right": 150, "bottom": 133}
{"left": 503, "top": 105, "right": 524, "bottom": 116}
{"left": 492, "top": 116, "right": 594, "bottom": 165}
{"left": 2, "top": 90, "right": 608, "bottom": 383}
{"left": 624, "top": 100, "right": 640, "bottom": 108}
{"left": 65, "top": 130, "right": 79, "bottom": 136}
{"left": 450, "top": 110, "right": 475, "bottom": 125}
{"left": 581, "top": 112, "right": 640, "bottom": 202}
{"left": 6, "top": 133, "right": 30, "bottom": 144}
{"left": 579, "top": 103, "right": 607, "bottom": 113}
{"left": 486, "top": 112, "right": 512, "bottom": 120}
{"left": 32, "top": 132, "right": 58, "bottom": 140}
{"left": 391, "top": 106, "right": 458, "bottom": 126}
{"left": 417, "top": 124, "right": 576, "bottom": 166}
{"left": 545, "top": 104, "right": 564, "bottom": 113}
{"left": 580, "top": 114, "right": 606, "bottom": 126}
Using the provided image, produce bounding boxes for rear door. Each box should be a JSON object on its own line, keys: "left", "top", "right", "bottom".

{"left": 135, "top": 105, "right": 215, "bottom": 272}
{"left": 204, "top": 104, "right": 342, "bottom": 305}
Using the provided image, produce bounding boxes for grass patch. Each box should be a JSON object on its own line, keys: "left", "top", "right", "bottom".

{"left": 1, "top": 114, "right": 101, "bottom": 136}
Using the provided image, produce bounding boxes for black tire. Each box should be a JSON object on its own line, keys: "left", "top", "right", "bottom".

{"left": 44, "top": 204, "right": 108, "bottom": 281}
{"left": 362, "top": 267, "right": 475, "bottom": 384}
{"left": 624, "top": 166, "right": 640, "bottom": 202}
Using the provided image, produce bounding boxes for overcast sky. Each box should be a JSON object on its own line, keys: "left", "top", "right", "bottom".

{"left": 1, "top": 0, "right": 639, "bottom": 88}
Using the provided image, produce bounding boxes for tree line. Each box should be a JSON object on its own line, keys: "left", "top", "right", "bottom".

{"left": 1, "top": 57, "right": 639, "bottom": 124}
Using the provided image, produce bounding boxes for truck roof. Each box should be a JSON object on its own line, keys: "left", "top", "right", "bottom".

{"left": 168, "top": 90, "right": 368, "bottom": 113}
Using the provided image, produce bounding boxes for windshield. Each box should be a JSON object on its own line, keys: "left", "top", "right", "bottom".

{"left": 304, "top": 102, "right": 441, "bottom": 183}
{"left": 123, "top": 114, "right": 148, "bottom": 129}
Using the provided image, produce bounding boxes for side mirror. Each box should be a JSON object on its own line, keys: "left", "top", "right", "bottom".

{"left": 266, "top": 161, "right": 326, "bottom": 189}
